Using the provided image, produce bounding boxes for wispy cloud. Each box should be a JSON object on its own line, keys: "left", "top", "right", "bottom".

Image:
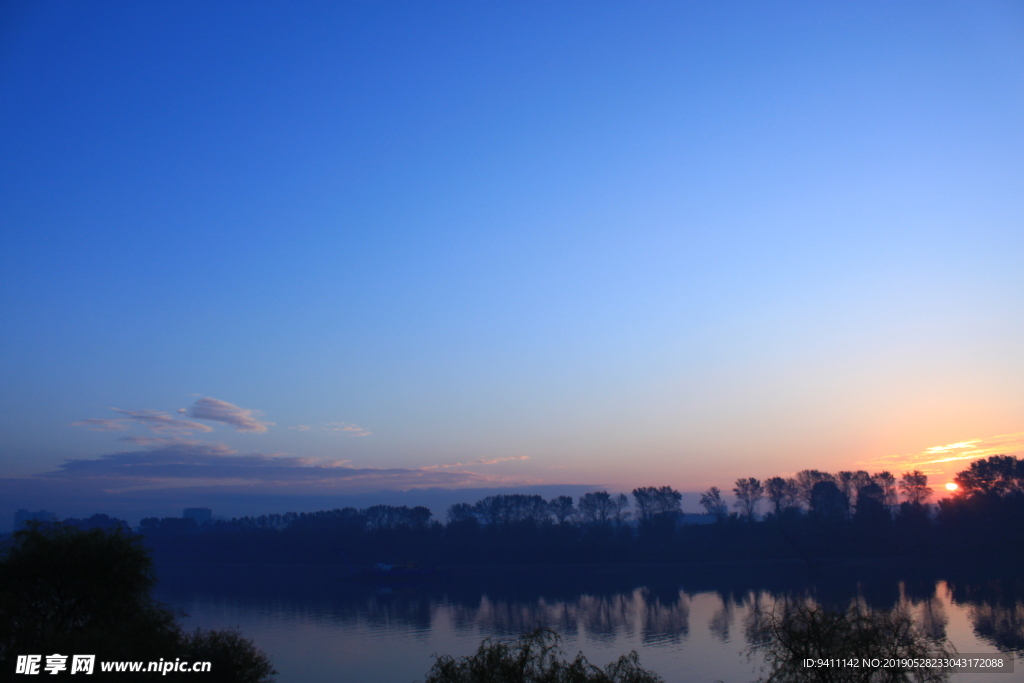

{"left": 39, "top": 441, "right": 512, "bottom": 492}
{"left": 181, "top": 398, "right": 272, "bottom": 433}
{"left": 857, "top": 432, "right": 1024, "bottom": 481}
{"left": 923, "top": 441, "right": 979, "bottom": 455}
{"left": 325, "top": 422, "right": 371, "bottom": 437}
{"left": 71, "top": 418, "right": 130, "bottom": 432}
{"left": 424, "top": 455, "right": 530, "bottom": 470}
{"left": 289, "top": 422, "right": 372, "bottom": 437}
{"left": 118, "top": 436, "right": 202, "bottom": 447}
{"left": 73, "top": 409, "right": 214, "bottom": 434}
{"left": 479, "top": 455, "right": 530, "bottom": 465}
{"left": 112, "top": 409, "right": 214, "bottom": 433}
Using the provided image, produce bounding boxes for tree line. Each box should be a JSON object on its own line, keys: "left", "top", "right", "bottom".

{"left": 30, "top": 455, "right": 1023, "bottom": 566}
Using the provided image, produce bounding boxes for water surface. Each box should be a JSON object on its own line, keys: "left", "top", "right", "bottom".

{"left": 156, "top": 563, "right": 1022, "bottom": 683}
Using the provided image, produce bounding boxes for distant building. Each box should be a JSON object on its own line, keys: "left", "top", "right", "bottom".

{"left": 14, "top": 509, "right": 57, "bottom": 529}
{"left": 182, "top": 507, "right": 212, "bottom": 524}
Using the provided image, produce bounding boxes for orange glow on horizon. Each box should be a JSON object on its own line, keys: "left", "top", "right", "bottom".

{"left": 853, "top": 431, "right": 1023, "bottom": 499}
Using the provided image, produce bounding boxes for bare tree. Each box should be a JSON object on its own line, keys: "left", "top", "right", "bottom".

{"left": 447, "top": 503, "right": 476, "bottom": 524}
{"left": 578, "top": 491, "right": 627, "bottom": 526}
{"left": 872, "top": 471, "right": 898, "bottom": 508}
{"left": 836, "top": 471, "right": 857, "bottom": 503}
{"left": 610, "top": 493, "right": 630, "bottom": 525}
{"left": 423, "top": 628, "right": 664, "bottom": 683}
{"left": 472, "top": 495, "right": 551, "bottom": 526}
{"left": 472, "top": 496, "right": 504, "bottom": 526}
{"left": 732, "top": 478, "right": 764, "bottom": 520}
{"left": 794, "top": 470, "right": 834, "bottom": 509}
{"left": 836, "top": 471, "right": 872, "bottom": 515}
{"left": 699, "top": 487, "right": 728, "bottom": 522}
{"left": 549, "top": 496, "right": 575, "bottom": 524}
{"left": 851, "top": 470, "right": 872, "bottom": 510}
{"left": 365, "top": 505, "right": 431, "bottom": 531}
{"left": 764, "top": 477, "right": 798, "bottom": 515}
{"left": 899, "top": 470, "right": 932, "bottom": 505}
{"left": 632, "top": 486, "right": 682, "bottom": 524}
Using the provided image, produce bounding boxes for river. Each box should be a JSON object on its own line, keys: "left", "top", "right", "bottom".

{"left": 155, "top": 561, "right": 1021, "bottom": 683}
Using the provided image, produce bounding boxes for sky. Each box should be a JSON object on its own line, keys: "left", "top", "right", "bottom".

{"left": 1, "top": 1, "right": 1022, "bottom": 527}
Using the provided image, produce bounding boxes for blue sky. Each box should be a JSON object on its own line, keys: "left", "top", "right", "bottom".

{"left": 1, "top": 1, "right": 1022, "bottom": 524}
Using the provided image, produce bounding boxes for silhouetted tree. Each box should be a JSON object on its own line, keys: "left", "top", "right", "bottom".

{"left": 514, "top": 495, "right": 554, "bottom": 524}
{"left": 423, "top": 629, "right": 664, "bottom": 683}
{"left": 794, "top": 470, "right": 834, "bottom": 510}
{"left": 899, "top": 471, "right": 932, "bottom": 505}
{"left": 836, "top": 471, "right": 857, "bottom": 504}
{"left": 895, "top": 500, "right": 932, "bottom": 539}
{"left": 549, "top": 496, "right": 575, "bottom": 524}
{"left": 954, "top": 455, "right": 1023, "bottom": 496}
{"left": 577, "top": 492, "right": 627, "bottom": 526}
{"left": 0, "top": 524, "right": 166, "bottom": 662}
{"left": 181, "top": 629, "right": 276, "bottom": 683}
{"left": 939, "top": 456, "right": 1024, "bottom": 548}
{"left": 448, "top": 503, "right": 476, "bottom": 524}
{"left": 365, "top": 505, "right": 432, "bottom": 531}
{"left": 809, "top": 481, "right": 848, "bottom": 521}
{"left": 60, "top": 513, "right": 130, "bottom": 532}
{"left": 473, "top": 495, "right": 552, "bottom": 526}
{"left": 853, "top": 483, "right": 890, "bottom": 531}
{"left": 609, "top": 493, "right": 631, "bottom": 526}
{"left": 699, "top": 487, "right": 728, "bottom": 522}
{"left": 0, "top": 524, "right": 276, "bottom": 682}
{"left": 872, "top": 471, "right": 898, "bottom": 508}
{"left": 765, "top": 477, "right": 798, "bottom": 516}
{"left": 472, "top": 496, "right": 507, "bottom": 526}
{"left": 632, "top": 486, "right": 682, "bottom": 523}
{"left": 836, "top": 471, "right": 871, "bottom": 514}
{"left": 733, "top": 478, "right": 764, "bottom": 520}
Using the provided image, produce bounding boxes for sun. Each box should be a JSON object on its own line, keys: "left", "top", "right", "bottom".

{"left": 945, "top": 482, "right": 959, "bottom": 491}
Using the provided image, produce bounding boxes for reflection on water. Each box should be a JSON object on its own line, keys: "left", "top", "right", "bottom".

{"left": 918, "top": 595, "right": 949, "bottom": 642}
{"left": 641, "top": 588, "right": 690, "bottom": 646}
{"left": 967, "top": 602, "right": 1024, "bottom": 654}
{"left": 945, "top": 576, "right": 1024, "bottom": 655}
{"left": 708, "top": 595, "right": 740, "bottom": 644}
{"left": 155, "top": 563, "right": 1022, "bottom": 683}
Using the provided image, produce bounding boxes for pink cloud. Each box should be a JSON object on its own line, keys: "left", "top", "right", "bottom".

{"left": 71, "top": 418, "right": 129, "bottom": 432}
{"left": 183, "top": 397, "right": 272, "bottom": 433}
{"left": 289, "top": 422, "right": 372, "bottom": 437}
{"left": 39, "top": 441, "right": 516, "bottom": 491}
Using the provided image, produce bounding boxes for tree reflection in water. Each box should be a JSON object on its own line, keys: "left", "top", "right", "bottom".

{"left": 945, "top": 575, "right": 1024, "bottom": 654}
{"left": 639, "top": 588, "right": 689, "bottom": 646}
{"left": 708, "top": 600, "right": 735, "bottom": 643}
{"left": 155, "top": 564, "right": 1024, "bottom": 662}
{"left": 967, "top": 602, "right": 1024, "bottom": 654}
{"left": 452, "top": 590, "right": 694, "bottom": 645}
{"left": 916, "top": 597, "right": 947, "bottom": 644}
